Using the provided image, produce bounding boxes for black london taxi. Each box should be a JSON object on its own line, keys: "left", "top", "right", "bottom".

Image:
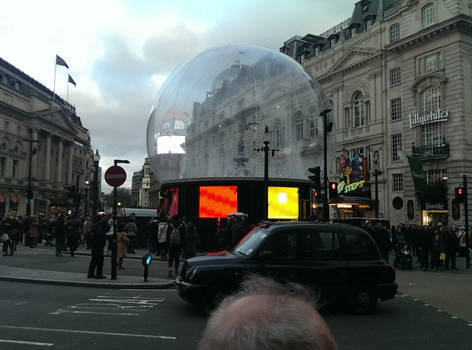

{"left": 176, "top": 221, "right": 397, "bottom": 313}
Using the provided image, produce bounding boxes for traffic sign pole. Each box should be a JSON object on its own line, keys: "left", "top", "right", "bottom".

{"left": 105, "top": 164, "right": 128, "bottom": 280}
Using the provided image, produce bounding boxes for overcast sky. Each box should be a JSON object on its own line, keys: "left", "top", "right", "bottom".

{"left": 0, "top": 0, "right": 356, "bottom": 192}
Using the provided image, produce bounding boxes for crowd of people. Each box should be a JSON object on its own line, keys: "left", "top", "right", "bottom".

{"left": 362, "top": 221, "right": 471, "bottom": 271}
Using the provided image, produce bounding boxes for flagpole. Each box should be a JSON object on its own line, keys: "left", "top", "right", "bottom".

{"left": 67, "top": 79, "right": 69, "bottom": 102}
{"left": 53, "top": 59, "right": 57, "bottom": 102}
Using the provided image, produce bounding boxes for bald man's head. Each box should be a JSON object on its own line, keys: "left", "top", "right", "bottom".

{"left": 198, "top": 276, "right": 338, "bottom": 350}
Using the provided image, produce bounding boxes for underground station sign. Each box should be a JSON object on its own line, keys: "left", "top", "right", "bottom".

{"left": 105, "top": 165, "right": 127, "bottom": 187}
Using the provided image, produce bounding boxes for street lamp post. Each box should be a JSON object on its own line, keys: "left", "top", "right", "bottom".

{"left": 84, "top": 180, "right": 90, "bottom": 217}
{"left": 319, "top": 109, "right": 332, "bottom": 222}
{"left": 92, "top": 150, "right": 100, "bottom": 223}
{"left": 255, "top": 127, "right": 278, "bottom": 220}
{"left": 111, "top": 159, "right": 129, "bottom": 280}
{"left": 24, "top": 137, "right": 39, "bottom": 217}
{"left": 374, "top": 169, "right": 383, "bottom": 218}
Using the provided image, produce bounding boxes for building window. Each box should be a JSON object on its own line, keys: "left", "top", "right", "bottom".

{"left": 0, "top": 157, "right": 6, "bottom": 177}
{"left": 426, "top": 169, "right": 447, "bottom": 185}
{"left": 344, "top": 108, "right": 350, "bottom": 129}
{"left": 392, "top": 134, "right": 402, "bottom": 161}
{"left": 419, "top": 52, "right": 442, "bottom": 74}
{"left": 309, "top": 119, "right": 316, "bottom": 137}
{"left": 393, "top": 173, "right": 404, "bottom": 192}
{"left": 295, "top": 112, "right": 303, "bottom": 141}
{"left": 352, "top": 91, "right": 367, "bottom": 127}
{"left": 390, "top": 67, "right": 401, "bottom": 86}
{"left": 350, "top": 26, "right": 357, "bottom": 38}
{"left": 422, "top": 3, "right": 436, "bottom": 28}
{"left": 391, "top": 98, "right": 402, "bottom": 121}
{"left": 12, "top": 159, "right": 19, "bottom": 178}
{"left": 421, "top": 87, "right": 441, "bottom": 113}
{"left": 423, "top": 122, "right": 441, "bottom": 146}
{"left": 274, "top": 119, "right": 282, "bottom": 146}
{"left": 389, "top": 23, "right": 400, "bottom": 43}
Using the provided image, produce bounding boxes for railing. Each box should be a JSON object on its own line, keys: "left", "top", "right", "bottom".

{"left": 411, "top": 142, "right": 449, "bottom": 159}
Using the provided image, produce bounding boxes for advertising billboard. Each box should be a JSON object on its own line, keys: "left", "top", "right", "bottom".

{"left": 337, "top": 155, "right": 370, "bottom": 198}
{"left": 268, "top": 187, "right": 299, "bottom": 219}
{"left": 199, "top": 186, "right": 238, "bottom": 218}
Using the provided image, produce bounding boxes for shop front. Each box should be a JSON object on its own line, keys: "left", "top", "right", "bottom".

{"left": 421, "top": 200, "right": 448, "bottom": 227}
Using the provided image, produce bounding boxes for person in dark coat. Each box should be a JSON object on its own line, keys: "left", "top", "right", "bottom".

{"left": 444, "top": 226, "right": 459, "bottom": 270}
{"left": 431, "top": 227, "right": 445, "bottom": 272}
{"left": 166, "top": 215, "right": 185, "bottom": 277}
{"left": 372, "top": 223, "right": 391, "bottom": 263}
{"left": 65, "top": 214, "right": 81, "bottom": 257}
{"left": 183, "top": 218, "right": 199, "bottom": 259}
{"left": 54, "top": 213, "right": 66, "bottom": 256}
{"left": 87, "top": 216, "right": 109, "bottom": 279}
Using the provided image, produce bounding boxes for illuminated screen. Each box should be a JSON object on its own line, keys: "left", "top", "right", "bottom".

{"left": 199, "top": 186, "right": 238, "bottom": 218}
{"left": 156, "top": 135, "right": 186, "bottom": 154}
{"left": 268, "top": 187, "right": 299, "bottom": 219}
{"left": 168, "top": 188, "right": 179, "bottom": 217}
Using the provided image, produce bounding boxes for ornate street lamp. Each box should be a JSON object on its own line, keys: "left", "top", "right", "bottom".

{"left": 92, "top": 150, "right": 100, "bottom": 222}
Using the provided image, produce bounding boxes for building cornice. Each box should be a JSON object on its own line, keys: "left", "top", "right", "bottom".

{"left": 386, "top": 15, "right": 472, "bottom": 53}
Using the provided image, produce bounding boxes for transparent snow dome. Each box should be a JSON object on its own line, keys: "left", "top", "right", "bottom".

{"left": 146, "top": 45, "right": 335, "bottom": 183}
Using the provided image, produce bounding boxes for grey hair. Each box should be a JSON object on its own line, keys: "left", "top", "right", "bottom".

{"left": 197, "top": 274, "right": 325, "bottom": 350}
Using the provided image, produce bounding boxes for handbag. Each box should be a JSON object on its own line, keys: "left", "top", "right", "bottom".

{"left": 1, "top": 233, "right": 9, "bottom": 242}
{"left": 439, "top": 252, "right": 446, "bottom": 261}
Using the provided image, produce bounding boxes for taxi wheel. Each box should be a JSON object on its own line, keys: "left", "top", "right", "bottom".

{"left": 349, "top": 289, "right": 378, "bottom": 314}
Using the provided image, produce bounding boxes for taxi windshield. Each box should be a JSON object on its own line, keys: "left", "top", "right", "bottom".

{"left": 234, "top": 228, "right": 268, "bottom": 256}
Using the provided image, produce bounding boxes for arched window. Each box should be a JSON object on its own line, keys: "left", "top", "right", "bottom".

{"left": 421, "top": 87, "right": 442, "bottom": 146}
{"left": 295, "top": 111, "right": 303, "bottom": 141}
{"left": 352, "top": 91, "right": 367, "bottom": 127}
{"left": 389, "top": 23, "right": 400, "bottom": 43}
{"left": 344, "top": 108, "right": 350, "bottom": 129}
{"left": 274, "top": 119, "right": 282, "bottom": 146}
{"left": 422, "top": 3, "right": 435, "bottom": 28}
{"left": 421, "top": 87, "right": 441, "bottom": 113}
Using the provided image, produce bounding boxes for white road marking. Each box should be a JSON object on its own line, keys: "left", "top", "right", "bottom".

{"left": 451, "top": 316, "right": 458, "bottom": 319}
{"left": 49, "top": 309, "right": 140, "bottom": 316}
{"left": 15, "top": 301, "right": 28, "bottom": 306}
{"left": 120, "top": 289, "right": 176, "bottom": 292}
{"left": 424, "top": 304, "right": 430, "bottom": 306}
{"left": 0, "top": 325, "right": 176, "bottom": 340}
{"left": 0, "top": 339, "right": 53, "bottom": 347}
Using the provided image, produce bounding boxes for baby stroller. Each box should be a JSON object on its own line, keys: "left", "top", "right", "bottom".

{"left": 394, "top": 242, "right": 413, "bottom": 270}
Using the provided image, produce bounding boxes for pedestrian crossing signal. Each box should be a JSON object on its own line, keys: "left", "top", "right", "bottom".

{"left": 329, "top": 182, "right": 338, "bottom": 199}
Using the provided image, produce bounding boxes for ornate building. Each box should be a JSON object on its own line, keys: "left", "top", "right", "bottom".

{"left": 281, "top": 0, "right": 472, "bottom": 226}
{"left": 131, "top": 158, "right": 152, "bottom": 208}
{"left": 0, "top": 57, "right": 94, "bottom": 217}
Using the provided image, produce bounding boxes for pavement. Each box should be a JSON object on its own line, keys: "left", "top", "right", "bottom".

{"left": 0, "top": 243, "right": 178, "bottom": 289}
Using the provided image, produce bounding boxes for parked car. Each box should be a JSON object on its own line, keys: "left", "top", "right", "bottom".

{"left": 176, "top": 221, "right": 397, "bottom": 313}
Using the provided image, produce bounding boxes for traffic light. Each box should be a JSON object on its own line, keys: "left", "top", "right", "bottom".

{"left": 455, "top": 186, "right": 465, "bottom": 203}
{"left": 329, "top": 182, "right": 338, "bottom": 200}
{"left": 308, "top": 167, "right": 321, "bottom": 191}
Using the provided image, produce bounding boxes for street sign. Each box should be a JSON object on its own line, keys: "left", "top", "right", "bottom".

{"left": 105, "top": 165, "right": 126, "bottom": 187}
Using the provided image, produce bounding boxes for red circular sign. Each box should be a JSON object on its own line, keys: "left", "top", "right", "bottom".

{"left": 105, "top": 166, "right": 127, "bottom": 187}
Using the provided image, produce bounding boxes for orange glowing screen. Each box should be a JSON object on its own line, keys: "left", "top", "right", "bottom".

{"left": 199, "top": 186, "right": 238, "bottom": 218}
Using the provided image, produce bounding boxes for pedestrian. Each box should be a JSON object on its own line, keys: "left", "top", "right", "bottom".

{"left": 197, "top": 274, "right": 338, "bottom": 350}
{"left": 372, "top": 222, "right": 391, "bottom": 263}
{"left": 29, "top": 217, "right": 39, "bottom": 248}
{"left": 167, "top": 215, "right": 185, "bottom": 277}
{"left": 117, "top": 223, "right": 129, "bottom": 269}
{"left": 431, "top": 227, "right": 445, "bottom": 272}
{"left": 82, "top": 216, "right": 93, "bottom": 249}
{"left": 2, "top": 215, "right": 15, "bottom": 256}
{"left": 444, "top": 226, "right": 459, "bottom": 270}
{"left": 87, "top": 216, "right": 108, "bottom": 279}
{"left": 157, "top": 217, "right": 169, "bottom": 260}
{"left": 184, "top": 218, "right": 199, "bottom": 259}
{"left": 66, "top": 213, "right": 81, "bottom": 256}
{"left": 54, "top": 213, "right": 66, "bottom": 256}
{"left": 125, "top": 214, "right": 138, "bottom": 254}
{"left": 457, "top": 227, "right": 470, "bottom": 269}
{"left": 215, "top": 219, "right": 228, "bottom": 251}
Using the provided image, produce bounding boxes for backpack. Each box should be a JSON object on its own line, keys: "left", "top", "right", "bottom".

{"left": 169, "top": 223, "right": 182, "bottom": 245}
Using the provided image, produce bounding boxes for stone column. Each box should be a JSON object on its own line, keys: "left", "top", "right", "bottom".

{"left": 57, "top": 139, "right": 63, "bottom": 184}
{"left": 31, "top": 129, "right": 39, "bottom": 180}
{"left": 44, "top": 132, "right": 51, "bottom": 182}
{"left": 67, "top": 143, "right": 73, "bottom": 185}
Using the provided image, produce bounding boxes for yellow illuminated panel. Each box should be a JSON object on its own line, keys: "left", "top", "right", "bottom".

{"left": 268, "top": 187, "right": 299, "bottom": 219}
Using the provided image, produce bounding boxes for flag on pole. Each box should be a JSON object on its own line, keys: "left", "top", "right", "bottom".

{"left": 68, "top": 74, "right": 76, "bottom": 87}
{"left": 56, "top": 55, "right": 69, "bottom": 69}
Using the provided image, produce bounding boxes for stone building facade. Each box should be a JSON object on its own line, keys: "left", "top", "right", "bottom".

{"left": 281, "top": 0, "right": 472, "bottom": 226}
{"left": 131, "top": 158, "right": 152, "bottom": 208}
{"left": 0, "top": 57, "right": 94, "bottom": 217}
